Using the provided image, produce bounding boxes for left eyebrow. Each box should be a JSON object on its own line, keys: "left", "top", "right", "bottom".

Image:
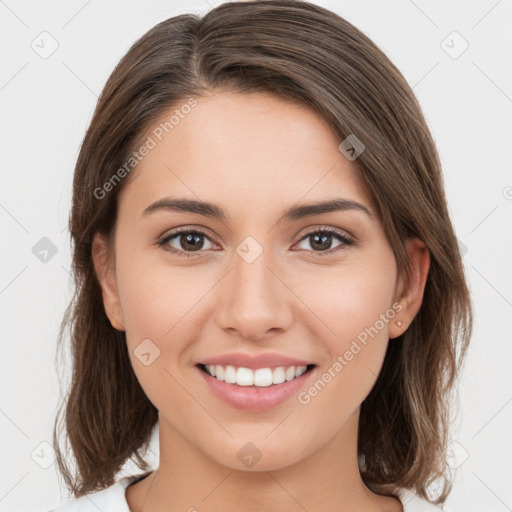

{"left": 278, "top": 198, "right": 373, "bottom": 223}
{"left": 141, "top": 197, "right": 373, "bottom": 222}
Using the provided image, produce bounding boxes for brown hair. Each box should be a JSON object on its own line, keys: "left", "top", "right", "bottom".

{"left": 53, "top": 0, "right": 472, "bottom": 504}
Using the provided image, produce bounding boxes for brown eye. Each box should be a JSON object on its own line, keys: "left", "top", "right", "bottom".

{"left": 158, "top": 228, "right": 216, "bottom": 257}
{"left": 295, "top": 227, "right": 354, "bottom": 254}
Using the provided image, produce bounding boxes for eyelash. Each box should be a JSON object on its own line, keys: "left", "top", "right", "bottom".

{"left": 157, "top": 226, "right": 355, "bottom": 258}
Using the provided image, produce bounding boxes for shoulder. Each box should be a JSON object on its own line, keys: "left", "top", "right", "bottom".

{"left": 46, "top": 478, "right": 445, "bottom": 512}
{"left": 45, "top": 473, "right": 150, "bottom": 512}
{"left": 396, "top": 488, "right": 446, "bottom": 511}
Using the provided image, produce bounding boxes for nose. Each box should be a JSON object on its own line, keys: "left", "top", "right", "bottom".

{"left": 215, "top": 246, "right": 294, "bottom": 342}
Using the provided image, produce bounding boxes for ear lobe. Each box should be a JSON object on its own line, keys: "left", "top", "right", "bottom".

{"left": 389, "top": 238, "right": 430, "bottom": 339}
{"left": 91, "top": 232, "right": 125, "bottom": 331}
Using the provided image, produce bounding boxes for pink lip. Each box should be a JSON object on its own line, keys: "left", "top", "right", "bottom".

{"left": 199, "top": 352, "right": 313, "bottom": 370}
{"left": 196, "top": 365, "right": 317, "bottom": 412}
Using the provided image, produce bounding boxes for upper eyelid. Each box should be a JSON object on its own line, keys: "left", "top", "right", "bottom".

{"left": 160, "top": 226, "right": 215, "bottom": 243}
{"left": 297, "top": 225, "right": 352, "bottom": 240}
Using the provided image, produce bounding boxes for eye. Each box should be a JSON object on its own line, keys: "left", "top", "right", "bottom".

{"left": 294, "top": 226, "right": 354, "bottom": 255}
{"left": 157, "top": 225, "right": 355, "bottom": 258}
{"left": 157, "top": 227, "right": 217, "bottom": 257}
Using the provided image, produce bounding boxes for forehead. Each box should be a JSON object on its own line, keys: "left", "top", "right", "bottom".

{"left": 118, "top": 91, "right": 374, "bottom": 219}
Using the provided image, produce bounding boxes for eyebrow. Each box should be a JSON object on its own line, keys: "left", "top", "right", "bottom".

{"left": 141, "top": 197, "right": 373, "bottom": 222}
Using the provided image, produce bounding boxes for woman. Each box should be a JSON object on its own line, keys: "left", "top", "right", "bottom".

{"left": 48, "top": 1, "right": 472, "bottom": 510}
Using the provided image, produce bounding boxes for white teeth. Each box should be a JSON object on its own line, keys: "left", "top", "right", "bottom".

{"left": 215, "top": 365, "right": 225, "bottom": 381}
{"left": 204, "top": 364, "right": 309, "bottom": 387}
{"left": 224, "top": 365, "right": 237, "bottom": 384}
{"left": 254, "top": 368, "right": 273, "bottom": 387}
{"left": 285, "top": 366, "right": 296, "bottom": 381}
{"left": 295, "top": 366, "right": 307, "bottom": 378}
{"left": 236, "top": 367, "right": 254, "bottom": 386}
{"left": 272, "top": 367, "right": 285, "bottom": 384}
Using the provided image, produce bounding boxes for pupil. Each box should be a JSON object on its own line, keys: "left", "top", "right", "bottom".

{"left": 311, "top": 233, "right": 332, "bottom": 250}
{"left": 182, "top": 233, "right": 203, "bottom": 251}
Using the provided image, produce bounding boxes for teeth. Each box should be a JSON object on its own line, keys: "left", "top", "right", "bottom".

{"left": 224, "top": 365, "right": 237, "bottom": 384}
{"left": 295, "top": 366, "right": 307, "bottom": 378}
{"left": 285, "top": 366, "right": 295, "bottom": 381}
{"left": 272, "top": 366, "right": 285, "bottom": 384}
{"left": 236, "top": 367, "right": 254, "bottom": 386}
{"left": 215, "top": 365, "right": 224, "bottom": 381}
{"left": 204, "top": 364, "right": 309, "bottom": 387}
{"left": 254, "top": 368, "right": 273, "bottom": 387}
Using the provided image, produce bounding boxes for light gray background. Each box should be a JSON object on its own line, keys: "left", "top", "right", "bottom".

{"left": 1, "top": 1, "right": 511, "bottom": 511}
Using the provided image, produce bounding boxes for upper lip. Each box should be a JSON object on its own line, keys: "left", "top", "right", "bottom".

{"left": 198, "top": 352, "right": 314, "bottom": 370}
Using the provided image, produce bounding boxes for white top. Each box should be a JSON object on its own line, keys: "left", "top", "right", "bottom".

{"left": 46, "top": 472, "right": 444, "bottom": 511}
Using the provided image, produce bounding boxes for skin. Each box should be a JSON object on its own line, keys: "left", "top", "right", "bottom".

{"left": 93, "top": 90, "right": 430, "bottom": 512}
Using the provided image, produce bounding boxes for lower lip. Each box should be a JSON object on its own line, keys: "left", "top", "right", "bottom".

{"left": 196, "top": 365, "right": 316, "bottom": 411}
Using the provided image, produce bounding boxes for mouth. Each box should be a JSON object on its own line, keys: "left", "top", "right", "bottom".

{"left": 195, "top": 362, "right": 317, "bottom": 411}
{"left": 197, "top": 363, "right": 316, "bottom": 387}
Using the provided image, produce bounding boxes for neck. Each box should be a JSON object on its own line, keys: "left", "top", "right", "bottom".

{"left": 133, "top": 409, "right": 402, "bottom": 512}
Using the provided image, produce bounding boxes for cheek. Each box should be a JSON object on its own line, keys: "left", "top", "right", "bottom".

{"left": 114, "top": 229, "right": 182, "bottom": 325}
{"left": 114, "top": 243, "right": 216, "bottom": 363}
{"left": 114, "top": 249, "right": 210, "bottom": 410}
{"left": 296, "top": 258, "right": 398, "bottom": 413}
{"left": 302, "top": 258, "right": 397, "bottom": 348}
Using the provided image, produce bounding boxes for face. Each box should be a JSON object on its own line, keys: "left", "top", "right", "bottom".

{"left": 94, "top": 90, "right": 425, "bottom": 472}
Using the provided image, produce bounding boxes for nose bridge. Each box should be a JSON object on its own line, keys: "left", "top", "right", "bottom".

{"left": 215, "top": 237, "right": 292, "bottom": 339}
{"left": 232, "top": 240, "right": 282, "bottom": 313}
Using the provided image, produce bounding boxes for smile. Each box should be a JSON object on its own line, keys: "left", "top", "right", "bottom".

{"left": 200, "top": 364, "right": 311, "bottom": 387}
{"left": 196, "top": 363, "right": 317, "bottom": 411}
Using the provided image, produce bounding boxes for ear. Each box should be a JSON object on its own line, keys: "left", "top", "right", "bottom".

{"left": 91, "top": 232, "right": 125, "bottom": 331}
{"left": 389, "top": 238, "right": 430, "bottom": 339}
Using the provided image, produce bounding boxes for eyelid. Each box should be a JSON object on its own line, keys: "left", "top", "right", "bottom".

{"left": 295, "top": 224, "right": 353, "bottom": 243}
{"left": 157, "top": 224, "right": 356, "bottom": 257}
{"left": 158, "top": 225, "right": 215, "bottom": 241}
